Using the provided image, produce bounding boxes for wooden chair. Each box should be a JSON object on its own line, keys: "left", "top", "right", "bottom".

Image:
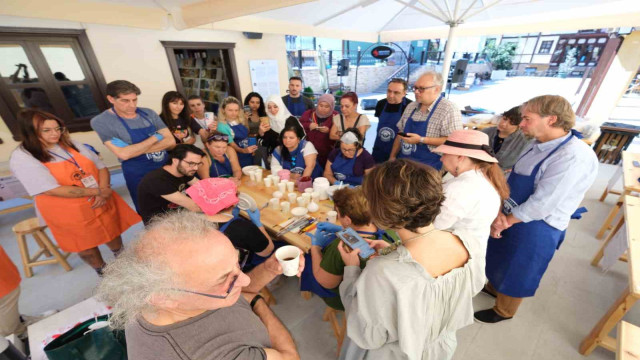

{"left": 617, "top": 321, "right": 640, "bottom": 360}
{"left": 323, "top": 307, "right": 346, "bottom": 356}
{"left": 12, "top": 217, "right": 72, "bottom": 277}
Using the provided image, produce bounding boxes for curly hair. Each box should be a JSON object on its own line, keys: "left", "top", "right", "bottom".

{"left": 332, "top": 187, "right": 371, "bottom": 226}
{"left": 362, "top": 159, "right": 444, "bottom": 232}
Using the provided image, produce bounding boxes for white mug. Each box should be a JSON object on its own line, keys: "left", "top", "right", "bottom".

{"left": 281, "top": 201, "right": 290, "bottom": 214}
{"left": 264, "top": 177, "right": 273, "bottom": 187}
{"left": 269, "top": 198, "right": 280, "bottom": 210}
{"left": 327, "top": 210, "right": 338, "bottom": 223}
{"left": 275, "top": 245, "right": 301, "bottom": 276}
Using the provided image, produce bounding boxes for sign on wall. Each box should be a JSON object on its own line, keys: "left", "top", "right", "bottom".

{"left": 371, "top": 46, "right": 394, "bottom": 60}
{"left": 249, "top": 60, "right": 280, "bottom": 99}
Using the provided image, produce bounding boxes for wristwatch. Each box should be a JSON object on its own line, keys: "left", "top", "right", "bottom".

{"left": 419, "top": 136, "right": 424, "bottom": 144}
{"left": 250, "top": 294, "right": 264, "bottom": 309}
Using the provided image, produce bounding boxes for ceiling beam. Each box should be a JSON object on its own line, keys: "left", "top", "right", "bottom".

{"left": 395, "top": 0, "right": 448, "bottom": 23}
{"left": 180, "top": 0, "right": 315, "bottom": 29}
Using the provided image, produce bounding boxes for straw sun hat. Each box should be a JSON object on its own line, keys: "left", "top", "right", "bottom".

{"left": 434, "top": 130, "right": 498, "bottom": 163}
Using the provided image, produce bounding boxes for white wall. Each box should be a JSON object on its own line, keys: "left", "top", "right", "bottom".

{"left": 0, "top": 15, "right": 289, "bottom": 168}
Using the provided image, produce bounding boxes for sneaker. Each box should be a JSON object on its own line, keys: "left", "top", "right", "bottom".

{"left": 474, "top": 309, "right": 512, "bottom": 324}
{"left": 480, "top": 286, "right": 497, "bottom": 298}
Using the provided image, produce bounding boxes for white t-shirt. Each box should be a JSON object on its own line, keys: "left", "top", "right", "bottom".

{"left": 433, "top": 169, "right": 501, "bottom": 258}
{"left": 10, "top": 140, "right": 106, "bottom": 196}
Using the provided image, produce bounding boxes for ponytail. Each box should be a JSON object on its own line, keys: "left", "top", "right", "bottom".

{"left": 471, "top": 159, "right": 510, "bottom": 201}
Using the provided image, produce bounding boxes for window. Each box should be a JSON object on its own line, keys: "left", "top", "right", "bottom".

{"left": 0, "top": 28, "right": 107, "bottom": 139}
{"left": 538, "top": 40, "right": 553, "bottom": 54}
{"left": 162, "top": 41, "right": 241, "bottom": 114}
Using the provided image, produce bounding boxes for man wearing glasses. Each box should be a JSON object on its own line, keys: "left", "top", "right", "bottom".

{"left": 389, "top": 71, "right": 462, "bottom": 170}
{"left": 371, "top": 78, "right": 412, "bottom": 163}
{"left": 137, "top": 144, "right": 205, "bottom": 225}
{"left": 97, "top": 211, "right": 303, "bottom": 360}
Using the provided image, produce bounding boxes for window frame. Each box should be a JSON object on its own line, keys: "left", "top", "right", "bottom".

{"left": 0, "top": 27, "right": 108, "bottom": 140}
{"left": 538, "top": 40, "right": 553, "bottom": 54}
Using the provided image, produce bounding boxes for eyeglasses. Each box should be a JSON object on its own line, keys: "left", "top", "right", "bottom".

{"left": 341, "top": 147, "right": 357, "bottom": 154}
{"left": 171, "top": 248, "right": 249, "bottom": 300}
{"left": 181, "top": 160, "right": 204, "bottom": 168}
{"left": 412, "top": 85, "right": 437, "bottom": 93}
{"left": 41, "top": 127, "right": 65, "bottom": 134}
{"left": 207, "top": 134, "right": 229, "bottom": 142}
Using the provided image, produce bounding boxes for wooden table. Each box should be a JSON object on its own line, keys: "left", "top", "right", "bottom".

{"left": 597, "top": 152, "right": 640, "bottom": 239}
{"left": 580, "top": 195, "right": 640, "bottom": 355}
{"left": 232, "top": 172, "right": 336, "bottom": 253}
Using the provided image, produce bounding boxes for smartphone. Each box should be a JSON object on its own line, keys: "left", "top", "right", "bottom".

{"left": 243, "top": 105, "right": 251, "bottom": 114}
{"left": 204, "top": 112, "right": 215, "bottom": 128}
{"left": 397, "top": 132, "right": 408, "bottom": 137}
{"left": 248, "top": 137, "right": 257, "bottom": 147}
{"left": 336, "top": 228, "right": 375, "bottom": 259}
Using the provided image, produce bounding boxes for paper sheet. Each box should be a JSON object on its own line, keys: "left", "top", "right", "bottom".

{"left": 249, "top": 60, "right": 280, "bottom": 100}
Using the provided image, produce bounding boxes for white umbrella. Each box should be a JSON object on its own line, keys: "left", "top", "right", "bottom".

{"left": 316, "top": 47, "right": 330, "bottom": 93}
{"left": 209, "top": 0, "right": 640, "bottom": 87}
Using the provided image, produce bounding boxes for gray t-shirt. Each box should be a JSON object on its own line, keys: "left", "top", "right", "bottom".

{"left": 90, "top": 107, "right": 166, "bottom": 144}
{"left": 10, "top": 140, "right": 105, "bottom": 196}
{"left": 125, "top": 297, "right": 270, "bottom": 360}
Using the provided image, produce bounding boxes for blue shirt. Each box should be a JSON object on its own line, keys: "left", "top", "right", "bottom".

{"left": 510, "top": 132, "right": 598, "bottom": 230}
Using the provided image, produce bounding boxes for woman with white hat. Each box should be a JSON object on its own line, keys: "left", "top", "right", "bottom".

{"left": 323, "top": 128, "right": 375, "bottom": 186}
{"left": 433, "top": 129, "right": 509, "bottom": 259}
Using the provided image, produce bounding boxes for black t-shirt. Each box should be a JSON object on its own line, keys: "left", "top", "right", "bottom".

{"left": 173, "top": 117, "right": 202, "bottom": 143}
{"left": 493, "top": 133, "right": 506, "bottom": 154}
{"left": 137, "top": 168, "right": 194, "bottom": 225}
{"left": 374, "top": 98, "right": 412, "bottom": 117}
{"left": 220, "top": 218, "right": 270, "bottom": 254}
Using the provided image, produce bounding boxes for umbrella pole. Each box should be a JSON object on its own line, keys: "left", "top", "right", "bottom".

{"left": 440, "top": 22, "right": 458, "bottom": 89}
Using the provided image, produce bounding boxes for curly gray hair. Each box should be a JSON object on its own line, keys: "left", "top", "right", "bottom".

{"left": 95, "top": 210, "right": 219, "bottom": 329}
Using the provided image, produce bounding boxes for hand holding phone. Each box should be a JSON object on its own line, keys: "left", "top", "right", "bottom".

{"left": 397, "top": 132, "right": 408, "bottom": 137}
{"left": 336, "top": 228, "right": 375, "bottom": 259}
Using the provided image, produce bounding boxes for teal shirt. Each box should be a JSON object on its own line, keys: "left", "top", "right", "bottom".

{"left": 216, "top": 122, "right": 234, "bottom": 144}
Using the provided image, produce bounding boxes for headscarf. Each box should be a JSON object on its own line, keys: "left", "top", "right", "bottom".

{"left": 315, "top": 94, "right": 335, "bottom": 119}
{"left": 266, "top": 95, "right": 292, "bottom": 134}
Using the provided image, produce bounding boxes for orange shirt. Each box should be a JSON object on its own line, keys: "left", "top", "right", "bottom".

{"left": 0, "top": 245, "right": 21, "bottom": 298}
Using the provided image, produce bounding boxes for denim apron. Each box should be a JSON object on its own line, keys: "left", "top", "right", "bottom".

{"left": 331, "top": 151, "right": 362, "bottom": 186}
{"left": 113, "top": 108, "right": 167, "bottom": 211}
{"left": 272, "top": 140, "right": 323, "bottom": 178}
{"left": 208, "top": 152, "right": 233, "bottom": 178}
{"left": 287, "top": 96, "right": 306, "bottom": 117}
{"left": 486, "top": 132, "right": 580, "bottom": 297}
{"left": 397, "top": 97, "right": 443, "bottom": 170}
{"left": 229, "top": 122, "right": 253, "bottom": 168}
{"left": 372, "top": 99, "right": 406, "bottom": 163}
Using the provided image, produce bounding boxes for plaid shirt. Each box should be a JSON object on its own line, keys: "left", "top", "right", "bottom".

{"left": 396, "top": 97, "right": 462, "bottom": 150}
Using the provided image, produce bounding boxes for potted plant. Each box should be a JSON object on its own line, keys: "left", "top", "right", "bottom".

{"left": 484, "top": 42, "right": 517, "bottom": 80}
{"left": 558, "top": 47, "right": 577, "bottom": 78}
{"left": 303, "top": 86, "right": 315, "bottom": 101}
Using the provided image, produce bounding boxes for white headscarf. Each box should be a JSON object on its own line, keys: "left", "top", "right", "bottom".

{"left": 266, "top": 95, "right": 292, "bottom": 134}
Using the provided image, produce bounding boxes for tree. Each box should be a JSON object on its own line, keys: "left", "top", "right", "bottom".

{"left": 558, "top": 47, "right": 577, "bottom": 75}
{"left": 484, "top": 42, "right": 517, "bottom": 71}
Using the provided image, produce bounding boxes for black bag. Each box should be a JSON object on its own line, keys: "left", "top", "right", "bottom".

{"left": 43, "top": 314, "right": 127, "bottom": 360}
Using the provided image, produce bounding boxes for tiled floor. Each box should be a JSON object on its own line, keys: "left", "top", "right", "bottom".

{"left": 1, "top": 162, "right": 638, "bottom": 359}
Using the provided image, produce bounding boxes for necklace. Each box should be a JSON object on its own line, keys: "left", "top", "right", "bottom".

{"left": 403, "top": 225, "right": 437, "bottom": 243}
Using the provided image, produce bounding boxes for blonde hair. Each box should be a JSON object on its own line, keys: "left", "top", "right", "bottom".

{"left": 521, "top": 95, "right": 575, "bottom": 132}
{"left": 217, "top": 96, "right": 247, "bottom": 127}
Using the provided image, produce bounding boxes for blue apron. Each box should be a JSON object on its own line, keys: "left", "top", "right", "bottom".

{"left": 208, "top": 152, "right": 233, "bottom": 178}
{"left": 113, "top": 107, "right": 167, "bottom": 211}
{"left": 229, "top": 122, "right": 253, "bottom": 168}
{"left": 300, "top": 229, "right": 390, "bottom": 297}
{"left": 486, "top": 132, "right": 579, "bottom": 298}
{"left": 397, "top": 97, "right": 443, "bottom": 170}
{"left": 272, "top": 140, "right": 323, "bottom": 178}
{"left": 372, "top": 99, "right": 406, "bottom": 163}
{"left": 286, "top": 96, "right": 306, "bottom": 117}
{"left": 331, "top": 150, "right": 362, "bottom": 186}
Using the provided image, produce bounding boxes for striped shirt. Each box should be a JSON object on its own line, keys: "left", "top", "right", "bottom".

{"left": 396, "top": 97, "right": 463, "bottom": 151}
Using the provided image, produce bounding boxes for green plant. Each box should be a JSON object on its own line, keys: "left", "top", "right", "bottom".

{"left": 483, "top": 42, "right": 517, "bottom": 71}
{"left": 558, "top": 47, "right": 577, "bottom": 75}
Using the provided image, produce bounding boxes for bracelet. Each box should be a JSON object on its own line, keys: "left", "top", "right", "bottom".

{"left": 250, "top": 294, "right": 264, "bottom": 309}
{"left": 419, "top": 136, "right": 424, "bottom": 144}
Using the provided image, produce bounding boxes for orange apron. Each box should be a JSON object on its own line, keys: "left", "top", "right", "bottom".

{"left": 35, "top": 147, "right": 141, "bottom": 252}
{"left": 0, "top": 245, "right": 20, "bottom": 298}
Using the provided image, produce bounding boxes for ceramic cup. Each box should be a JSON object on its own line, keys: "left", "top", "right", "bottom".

{"left": 275, "top": 245, "right": 301, "bottom": 276}
{"left": 327, "top": 210, "right": 338, "bottom": 223}
{"left": 280, "top": 201, "right": 290, "bottom": 215}
{"left": 269, "top": 198, "right": 280, "bottom": 210}
{"left": 264, "top": 177, "right": 273, "bottom": 187}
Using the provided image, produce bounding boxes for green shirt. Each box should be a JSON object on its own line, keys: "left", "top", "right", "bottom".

{"left": 216, "top": 122, "right": 234, "bottom": 144}
{"left": 319, "top": 229, "right": 399, "bottom": 310}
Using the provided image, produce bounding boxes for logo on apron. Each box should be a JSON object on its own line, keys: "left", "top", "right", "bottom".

{"left": 291, "top": 166, "right": 304, "bottom": 174}
{"left": 334, "top": 173, "right": 346, "bottom": 181}
{"left": 401, "top": 141, "right": 415, "bottom": 155}
{"left": 146, "top": 151, "right": 166, "bottom": 163}
{"left": 502, "top": 197, "right": 518, "bottom": 215}
{"left": 379, "top": 127, "right": 395, "bottom": 142}
{"left": 239, "top": 139, "right": 249, "bottom": 148}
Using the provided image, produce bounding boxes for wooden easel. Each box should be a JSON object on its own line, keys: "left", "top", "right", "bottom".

{"left": 580, "top": 195, "right": 640, "bottom": 355}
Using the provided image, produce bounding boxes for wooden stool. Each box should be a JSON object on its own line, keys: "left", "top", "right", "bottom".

{"left": 323, "top": 307, "right": 346, "bottom": 356}
{"left": 12, "top": 217, "right": 72, "bottom": 277}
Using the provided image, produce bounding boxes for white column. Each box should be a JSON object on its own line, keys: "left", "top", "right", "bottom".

{"left": 440, "top": 22, "right": 458, "bottom": 89}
